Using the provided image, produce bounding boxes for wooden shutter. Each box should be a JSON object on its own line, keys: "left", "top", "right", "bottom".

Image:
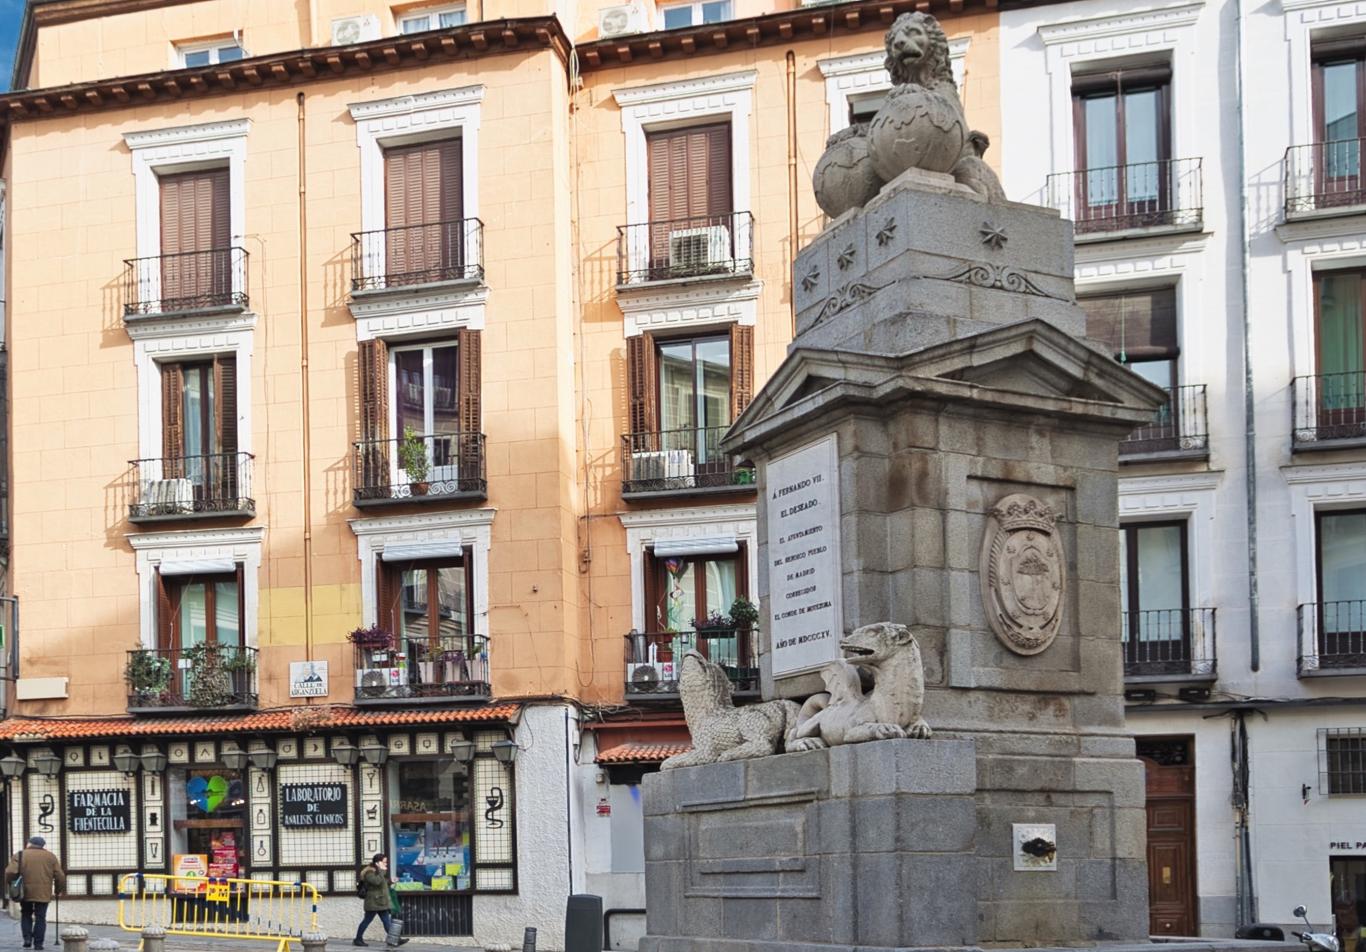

{"left": 646, "top": 123, "right": 732, "bottom": 223}
{"left": 160, "top": 168, "right": 230, "bottom": 303}
{"left": 156, "top": 569, "right": 174, "bottom": 652}
{"left": 626, "top": 333, "right": 658, "bottom": 443}
{"left": 214, "top": 355, "right": 238, "bottom": 501}
{"left": 357, "top": 339, "right": 390, "bottom": 494}
{"left": 376, "top": 561, "right": 399, "bottom": 636}
{"left": 457, "top": 328, "right": 482, "bottom": 475}
{"left": 1079, "top": 287, "right": 1178, "bottom": 361}
{"left": 385, "top": 139, "right": 463, "bottom": 281}
{"left": 162, "top": 363, "right": 185, "bottom": 478}
{"left": 729, "top": 324, "right": 754, "bottom": 421}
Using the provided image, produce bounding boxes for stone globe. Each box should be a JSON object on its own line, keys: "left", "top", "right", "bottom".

{"left": 867, "top": 83, "right": 967, "bottom": 183}
{"left": 812, "top": 126, "right": 883, "bottom": 219}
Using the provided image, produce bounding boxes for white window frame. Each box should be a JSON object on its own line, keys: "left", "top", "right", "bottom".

{"left": 174, "top": 38, "right": 245, "bottom": 68}
{"left": 396, "top": 3, "right": 467, "bottom": 33}
{"left": 619, "top": 503, "right": 757, "bottom": 632}
{"left": 127, "top": 527, "right": 265, "bottom": 650}
{"left": 389, "top": 338, "right": 462, "bottom": 483}
{"left": 351, "top": 510, "right": 494, "bottom": 632}
{"left": 123, "top": 119, "right": 250, "bottom": 306}
{"left": 613, "top": 70, "right": 755, "bottom": 285}
{"left": 819, "top": 40, "right": 969, "bottom": 138}
{"left": 658, "top": 0, "right": 732, "bottom": 30}
{"left": 1284, "top": 234, "right": 1366, "bottom": 383}
{"left": 1283, "top": 0, "right": 1366, "bottom": 153}
{"left": 1285, "top": 462, "right": 1366, "bottom": 673}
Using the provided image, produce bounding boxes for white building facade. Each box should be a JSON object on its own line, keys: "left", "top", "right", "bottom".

{"left": 1001, "top": 0, "right": 1366, "bottom": 939}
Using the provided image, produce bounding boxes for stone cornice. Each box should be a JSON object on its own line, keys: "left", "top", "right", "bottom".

{"left": 618, "top": 503, "right": 756, "bottom": 529}
{"left": 613, "top": 69, "right": 757, "bottom": 107}
{"left": 348, "top": 85, "right": 486, "bottom": 121}
{"left": 123, "top": 118, "right": 251, "bottom": 151}
{"left": 1037, "top": 1, "right": 1204, "bottom": 46}
{"left": 1118, "top": 471, "right": 1223, "bottom": 495}
{"left": 1281, "top": 460, "right": 1366, "bottom": 486}
{"left": 125, "top": 525, "right": 266, "bottom": 550}
{"left": 349, "top": 508, "right": 498, "bottom": 538}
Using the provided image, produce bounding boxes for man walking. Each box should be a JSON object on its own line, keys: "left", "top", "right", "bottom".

{"left": 5, "top": 836, "right": 66, "bottom": 950}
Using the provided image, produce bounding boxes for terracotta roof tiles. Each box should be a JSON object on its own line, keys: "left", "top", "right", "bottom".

{"left": 595, "top": 741, "right": 690, "bottom": 764}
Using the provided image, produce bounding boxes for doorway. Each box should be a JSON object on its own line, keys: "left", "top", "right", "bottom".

{"left": 1138, "top": 736, "right": 1198, "bottom": 935}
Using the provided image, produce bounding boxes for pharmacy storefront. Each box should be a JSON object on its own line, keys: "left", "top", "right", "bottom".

{"left": 0, "top": 705, "right": 535, "bottom": 940}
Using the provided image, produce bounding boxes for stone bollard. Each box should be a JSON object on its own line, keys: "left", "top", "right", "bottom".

{"left": 301, "top": 931, "right": 328, "bottom": 952}
{"left": 88, "top": 938, "right": 120, "bottom": 952}
{"left": 59, "top": 925, "right": 89, "bottom": 952}
{"left": 141, "top": 924, "right": 167, "bottom": 952}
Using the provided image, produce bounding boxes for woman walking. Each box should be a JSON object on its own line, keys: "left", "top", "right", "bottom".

{"left": 354, "top": 854, "right": 406, "bottom": 947}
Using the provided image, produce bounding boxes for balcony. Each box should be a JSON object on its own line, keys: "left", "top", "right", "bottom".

{"left": 126, "top": 645, "right": 258, "bottom": 713}
{"left": 621, "top": 427, "right": 755, "bottom": 499}
{"left": 128, "top": 453, "right": 255, "bottom": 523}
{"left": 1122, "top": 608, "right": 1216, "bottom": 682}
{"left": 625, "top": 628, "right": 759, "bottom": 702}
{"left": 1285, "top": 139, "right": 1366, "bottom": 219}
{"left": 1044, "top": 158, "right": 1203, "bottom": 240}
{"left": 1293, "top": 372, "right": 1366, "bottom": 450}
{"left": 354, "top": 635, "right": 490, "bottom": 704}
{"left": 1120, "top": 384, "right": 1209, "bottom": 461}
{"left": 123, "top": 247, "right": 249, "bottom": 319}
{"left": 616, "top": 212, "right": 754, "bottom": 288}
{"left": 351, "top": 219, "right": 483, "bottom": 294}
{"left": 1298, "top": 601, "right": 1366, "bottom": 676}
{"left": 353, "top": 432, "right": 486, "bottom": 507}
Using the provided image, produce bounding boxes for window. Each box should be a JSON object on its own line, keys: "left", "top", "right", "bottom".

{"left": 1071, "top": 66, "right": 1171, "bottom": 227}
{"left": 392, "top": 341, "right": 461, "bottom": 479}
{"left": 640, "top": 545, "right": 754, "bottom": 684}
{"left": 167, "top": 767, "right": 247, "bottom": 879}
{"left": 1078, "top": 287, "right": 1179, "bottom": 391}
{"left": 383, "top": 138, "right": 465, "bottom": 286}
{"left": 1313, "top": 40, "right": 1366, "bottom": 187}
{"left": 155, "top": 566, "right": 249, "bottom": 704}
{"left": 1315, "top": 509, "right": 1366, "bottom": 664}
{"left": 159, "top": 355, "right": 239, "bottom": 502}
{"left": 388, "top": 759, "right": 473, "bottom": 890}
{"left": 178, "top": 40, "right": 244, "bottom": 67}
{"left": 1120, "top": 521, "right": 1189, "bottom": 657}
{"left": 660, "top": 0, "right": 730, "bottom": 29}
{"left": 1320, "top": 728, "right": 1366, "bottom": 795}
{"left": 158, "top": 167, "right": 232, "bottom": 307}
{"left": 647, "top": 122, "right": 731, "bottom": 228}
{"left": 369, "top": 555, "right": 488, "bottom": 697}
{"left": 398, "top": 4, "right": 467, "bottom": 33}
{"left": 658, "top": 335, "right": 730, "bottom": 445}
{"left": 848, "top": 91, "right": 886, "bottom": 126}
{"left": 1314, "top": 270, "right": 1366, "bottom": 427}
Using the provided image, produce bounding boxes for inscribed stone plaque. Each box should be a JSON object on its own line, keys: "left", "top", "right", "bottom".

{"left": 766, "top": 434, "right": 843, "bottom": 677}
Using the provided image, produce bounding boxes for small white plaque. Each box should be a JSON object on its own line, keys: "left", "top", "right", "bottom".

{"left": 766, "top": 434, "right": 844, "bottom": 678}
{"left": 1013, "top": 823, "right": 1058, "bottom": 871}
{"left": 289, "top": 661, "right": 329, "bottom": 698}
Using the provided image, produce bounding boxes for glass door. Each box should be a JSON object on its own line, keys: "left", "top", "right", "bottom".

{"left": 393, "top": 343, "right": 462, "bottom": 487}
{"left": 1074, "top": 76, "right": 1170, "bottom": 229}
{"left": 657, "top": 336, "right": 730, "bottom": 475}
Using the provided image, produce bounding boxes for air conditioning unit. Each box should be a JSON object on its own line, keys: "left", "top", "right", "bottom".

{"left": 668, "top": 226, "right": 731, "bottom": 271}
{"left": 631, "top": 449, "right": 693, "bottom": 482}
{"left": 356, "top": 667, "right": 405, "bottom": 697}
{"left": 142, "top": 477, "right": 193, "bottom": 514}
{"left": 331, "top": 15, "right": 380, "bottom": 46}
{"left": 627, "top": 661, "right": 674, "bottom": 693}
{"left": 598, "top": 4, "right": 648, "bottom": 38}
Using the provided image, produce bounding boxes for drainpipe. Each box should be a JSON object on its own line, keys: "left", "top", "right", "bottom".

{"left": 297, "top": 92, "right": 315, "bottom": 661}
{"left": 786, "top": 50, "right": 798, "bottom": 337}
{"left": 1230, "top": 710, "right": 1257, "bottom": 927}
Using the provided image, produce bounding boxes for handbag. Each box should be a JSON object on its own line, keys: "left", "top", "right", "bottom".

{"left": 7, "top": 850, "right": 22, "bottom": 903}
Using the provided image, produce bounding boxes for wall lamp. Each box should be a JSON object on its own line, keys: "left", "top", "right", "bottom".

{"left": 359, "top": 741, "right": 389, "bottom": 766}
{"left": 449, "top": 739, "right": 476, "bottom": 764}
{"left": 248, "top": 743, "right": 277, "bottom": 771}
{"left": 140, "top": 748, "right": 169, "bottom": 773}
{"left": 491, "top": 740, "right": 518, "bottom": 765}
{"left": 112, "top": 750, "right": 142, "bottom": 775}
{"left": 221, "top": 743, "right": 250, "bottom": 771}
{"left": 32, "top": 751, "right": 62, "bottom": 776}
{"left": 0, "top": 753, "right": 26, "bottom": 779}
{"left": 332, "top": 742, "right": 360, "bottom": 767}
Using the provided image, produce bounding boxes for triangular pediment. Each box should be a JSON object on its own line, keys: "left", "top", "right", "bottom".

{"left": 725, "top": 319, "right": 1170, "bottom": 456}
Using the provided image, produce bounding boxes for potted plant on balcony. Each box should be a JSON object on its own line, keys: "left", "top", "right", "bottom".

{"left": 728, "top": 595, "right": 759, "bottom": 631}
{"left": 184, "top": 643, "right": 235, "bottom": 708}
{"left": 223, "top": 648, "right": 257, "bottom": 699}
{"left": 125, "top": 649, "right": 172, "bottom": 705}
{"left": 398, "top": 426, "right": 430, "bottom": 496}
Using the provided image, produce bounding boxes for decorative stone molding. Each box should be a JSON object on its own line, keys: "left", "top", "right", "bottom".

{"left": 351, "top": 286, "right": 488, "bottom": 339}
{"left": 1037, "top": 2, "right": 1203, "bottom": 47}
{"left": 979, "top": 494, "right": 1066, "bottom": 656}
{"left": 127, "top": 527, "right": 265, "bottom": 650}
{"left": 134, "top": 319, "right": 255, "bottom": 460}
{"left": 350, "top": 509, "right": 495, "bottom": 630}
{"left": 619, "top": 280, "right": 760, "bottom": 338}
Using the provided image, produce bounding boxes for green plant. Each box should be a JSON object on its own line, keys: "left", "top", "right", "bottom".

{"left": 348, "top": 624, "right": 394, "bottom": 649}
{"left": 728, "top": 596, "right": 760, "bottom": 630}
{"left": 125, "top": 649, "right": 172, "bottom": 697}
{"left": 183, "top": 643, "right": 235, "bottom": 707}
{"left": 223, "top": 649, "right": 256, "bottom": 674}
{"left": 397, "top": 427, "right": 429, "bottom": 484}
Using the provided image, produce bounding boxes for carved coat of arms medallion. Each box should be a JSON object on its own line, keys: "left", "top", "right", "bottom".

{"left": 980, "top": 493, "right": 1065, "bottom": 655}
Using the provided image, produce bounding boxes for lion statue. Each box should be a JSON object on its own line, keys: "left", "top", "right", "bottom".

{"left": 661, "top": 651, "right": 801, "bottom": 769}
{"left": 810, "top": 11, "right": 1006, "bottom": 218}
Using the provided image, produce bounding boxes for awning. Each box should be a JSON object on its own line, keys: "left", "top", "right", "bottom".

{"left": 158, "top": 559, "right": 236, "bottom": 576}
{"left": 652, "top": 537, "right": 737, "bottom": 558}
{"left": 381, "top": 542, "right": 466, "bottom": 562}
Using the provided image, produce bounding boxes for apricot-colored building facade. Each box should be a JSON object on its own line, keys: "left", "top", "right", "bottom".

{"left": 0, "top": 0, "right": 1003, "bottom": 942}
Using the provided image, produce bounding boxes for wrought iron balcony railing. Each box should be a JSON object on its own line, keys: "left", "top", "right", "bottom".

{"left": 1120, "top": 384, "right": 1209, "bottom": 457}
{"left": 1122, "top": 608, "right": 1216, "bottom": 680}
{"left": 126, "top": 645, "right": 258, "bottom": 711}
{"left": 351, "top": 218, "right": 483, "bottom": 292}
{"left": 1299, "top": 600, "right": 1366, "bottom": 675}
{"left": 128, "top": 452, "right": 254, "bottom": 522}
{"left": 616, "top": 212, "right": 754, "bottom": 287}
{"left": 354, "top": 635, "right": 490, "bottom": 702}
{"left": 622, "top": 427, "right": 754, "bottom": 497}
{"left": 123, "top": 247, "right": 249, "bottom": 318}
{"left": 1285, "top": 139, "right": 1366, "bottom": 216}
{"left": 353, "top": 432, "right": 486, "bottom": 505}
{"left": 1293, "top": 371, "right": 1366, "bottom": 448}
{"left": 1045, "top": 158, "right": 1203, "bottom": 236}
{"left": 624, "top": 628, "right": 759, "bottom": 699}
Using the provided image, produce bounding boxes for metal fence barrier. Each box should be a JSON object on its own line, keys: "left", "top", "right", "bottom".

{"left": 117, "top": 873, "right": 320, "bottom": 952}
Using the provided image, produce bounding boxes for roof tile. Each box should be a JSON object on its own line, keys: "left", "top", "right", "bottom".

{"left": 595, "top": 741, "right": 690, "bottom": 764}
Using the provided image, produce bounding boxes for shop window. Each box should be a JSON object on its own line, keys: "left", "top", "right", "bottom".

{"left": 167, "top": 766, "right": 247, "bottom": 879}
{"left": 389, "top": 759, "right": 473, "bottom": 891}
{"left": 1315, "top": 509, "right": 1366, "bottom": 665}
{"left": 660, "top": 0, "right": 731, "bottom": 29}
{"left": 1331, "top": 854, "right": 1366, "bottom": 952}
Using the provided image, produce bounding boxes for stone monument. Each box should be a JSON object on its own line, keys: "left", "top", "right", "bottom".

{"left": 639, "top": 11, "right": 1173, "bottom": 951}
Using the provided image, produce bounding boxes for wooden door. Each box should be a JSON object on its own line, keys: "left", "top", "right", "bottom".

{"left": 1139, "top": 737, "right": 1198, "bottom": 936}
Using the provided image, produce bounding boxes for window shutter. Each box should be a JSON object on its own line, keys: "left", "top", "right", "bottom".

{"left": 1078, "top": 287, "right": 1178, "bottom": 361}
{"left": 704, "top": 124, "right": 732, "bottom": 219}
{"left": 729, "top": 324, "right": 753, "bottom": 421}
{"left": 357, "top": 338, "right": 390, "bottom": 493}
{"left": 214, "top": 355, "right": 239, "bottom": 501}
{"left": 160, "top": 168, "right": 230, "bottom": 303}
{"left": 626, "top": 333, "right": 658, "bottom": 444}
{"left": 376, "top": 561, "right": 398, "bottom": 636}
{"left": 457, "top": 328, "right": 482, "bottom": 475}
{"left": 162, "top": 363, "right": 185, "bottom": 478}
{"left": 156, "top": 569, "right": 174, "bottom": 651}
{"left": 386, "top": 140, "right": 462, "bottom": 281}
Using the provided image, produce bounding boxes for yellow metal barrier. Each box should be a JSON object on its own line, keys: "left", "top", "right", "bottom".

{"left": 117, "top": 873, "right": 321, "bottom": 952}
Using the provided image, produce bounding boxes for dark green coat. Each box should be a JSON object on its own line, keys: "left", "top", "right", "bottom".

{"left": 359, "top": 866, "right": 389, "bottom": 913}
